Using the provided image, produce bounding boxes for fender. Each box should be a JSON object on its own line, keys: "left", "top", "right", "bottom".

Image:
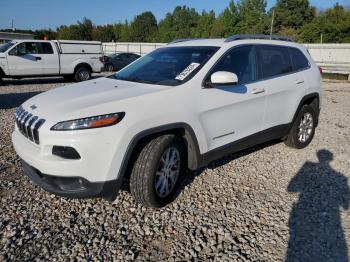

{"left": 117, "top": 123, "right": 202, "bottom": 180}
{"left": 290, "top": 92, "right": 320, "bottom": 129}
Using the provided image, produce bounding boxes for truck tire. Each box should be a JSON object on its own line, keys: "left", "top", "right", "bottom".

{"left": 74, "top": 66, "right": 91, "bottom": 82}
{"left": 105, "top": 63, "right": 114, "bottom": 72}
{"left": 130, "top": 134, "right": 186, "bottom": 208}
{"left": 284, "top": 105, "right": 317, "bottom": 149}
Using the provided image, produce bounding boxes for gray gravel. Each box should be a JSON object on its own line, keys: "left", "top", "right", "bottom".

{"left": 1, "top": 78, "right": 350, "bottom": 261}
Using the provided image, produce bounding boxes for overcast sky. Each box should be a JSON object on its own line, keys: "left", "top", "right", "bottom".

{"left": 0, "top": 0, "right": 348, "bottom": 30}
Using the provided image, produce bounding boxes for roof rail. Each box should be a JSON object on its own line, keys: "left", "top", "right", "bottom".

{"left": 225, "top": 34, "right": 294, "bottom": 43}
{"left": 168, "top": 38, "right": 199, "bottom": 45}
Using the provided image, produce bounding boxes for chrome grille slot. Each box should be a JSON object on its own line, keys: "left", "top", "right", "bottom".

{"left": 33, "top": 119, "right": 45, "bottom": 144}
{"left": 15, "top": 106, "right": 45, "bottom": 145}
{"left": 26, "top": 116, "right": 38, "bottom": 141}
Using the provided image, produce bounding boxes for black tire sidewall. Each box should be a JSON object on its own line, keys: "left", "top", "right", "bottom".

{"left": 106, "top": 64, "right": 114, "bottom": 72}
{"left": 132, "top": 136, "right": 186, "bottom": 208}
{"left": 152, "top": 137, "right": 186, "bottom": 207}
{"left": 290, "top": 105, "right": 317, "bottom": 149}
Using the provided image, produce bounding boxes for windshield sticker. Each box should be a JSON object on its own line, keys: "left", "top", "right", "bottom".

{"left": 175, "top": 63, "right": 201, "bottom": 81}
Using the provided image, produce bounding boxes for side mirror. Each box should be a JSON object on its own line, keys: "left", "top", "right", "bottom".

{"left": 210, "top": 71, "right": 238, "bottom": 87}
{"left": 8, "top": 47, "right": 18, "bottom": 56}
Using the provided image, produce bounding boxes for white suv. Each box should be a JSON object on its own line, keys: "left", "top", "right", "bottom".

{"left": 12, "top": 35, "right": 321, "bottom": 208}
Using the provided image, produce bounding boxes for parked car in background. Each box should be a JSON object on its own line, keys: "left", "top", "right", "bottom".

{"left": 0, "top": 40, "right": 104, "bottom": 83}
{"left": 104, "top": 52, "right": 140, "bottom": 72}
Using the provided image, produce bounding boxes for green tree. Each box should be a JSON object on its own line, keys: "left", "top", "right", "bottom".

{"left": 130, "top": 12, "right": 158, "bottom": 42}
{"left": 300, "top": 4, "right": 350, "bottom": 43}
{"left": 113, "top": 21, "right": 131, "bottom": 41}
{"left": 211, "top": 0, "right": 239, "bottom": 37}
{"left": 273, "top": 0, "right": 315, "bottom": 30}
{"left": 158, "top": 6, "right": 200, "bottom": 42}
{"left": 92, "top": 25, "right": 115, "bottom": 42}
{"left": 193, "top": 10, "right": 216, "bottom": 38}
{"left": 235, "top": 0, "right": 267, "bottom": 34}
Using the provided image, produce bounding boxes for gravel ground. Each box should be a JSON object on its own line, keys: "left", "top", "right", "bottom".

{"left": 0, "top": 78, "right": 349, "bottom": 261}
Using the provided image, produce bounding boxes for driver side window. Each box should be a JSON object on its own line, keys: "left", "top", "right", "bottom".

{"left": 10, "top": 42, "right": 39, "bottom": 56}
{"left": 210, "top": 46, "right": 257, "bottom": 85}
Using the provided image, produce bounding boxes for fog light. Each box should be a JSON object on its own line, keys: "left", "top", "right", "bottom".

{"left": 52, "top": 146, "right": 81, "bottom": 160}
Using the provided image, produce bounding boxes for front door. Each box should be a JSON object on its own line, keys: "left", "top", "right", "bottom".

{"left": 199, "top": 45, "right": 266, "bottom": 151}
{"left": 7, "top": 42, "right": 43, "bottom": 76}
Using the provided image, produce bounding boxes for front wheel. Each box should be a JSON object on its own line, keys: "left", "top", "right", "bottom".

{"left": 130, "top": 135, "right": 186, "bottom": 208}
{"left": 74, "top": 67, "right": 91, "bottom": 82}
{"left": 284, "top": 105, "right": 317, "bottom": 149}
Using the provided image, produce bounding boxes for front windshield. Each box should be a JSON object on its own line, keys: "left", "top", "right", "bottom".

{"left": 113, "top": 46, "right": 219, "bottom": 86}
{"left": 0, "top": 42, "right": 15, "bottom": 53}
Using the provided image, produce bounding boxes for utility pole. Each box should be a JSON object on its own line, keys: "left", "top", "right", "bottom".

{"left": 320, "top": 33, "right": 323, "bottom": 44}
{"left": 270, "top": 9, "right": 275, "bottom": 39}
{"left": 11, "top": 19, "right": 15, "bottom": 31}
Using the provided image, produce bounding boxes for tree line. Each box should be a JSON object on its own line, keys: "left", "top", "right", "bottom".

{"left": 3, "top": 0, "right": 350, "bottom": 43}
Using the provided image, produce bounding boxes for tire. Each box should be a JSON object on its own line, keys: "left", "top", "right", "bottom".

{"left": 105, "top": 63, "right": 114, "bottom": 72}
{"left": 74, "top": 66, "right": 91, "bottom": 82}
{"left": 0, "top": 74, "right": 2, "bottom": 85}
{"left": 284, "top": 105, "right": 317, "bottom": 149}
{"left": 130, "top": 134, "right": 186, "bottom": 208}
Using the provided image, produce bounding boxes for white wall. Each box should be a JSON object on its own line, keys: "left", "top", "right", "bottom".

{"left": 103, "top": 42, "right": 166, "bottom": 56}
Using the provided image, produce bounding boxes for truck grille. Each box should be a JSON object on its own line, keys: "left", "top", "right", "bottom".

{"left": 15, "top": 106, "right": 45, "bottom": 145}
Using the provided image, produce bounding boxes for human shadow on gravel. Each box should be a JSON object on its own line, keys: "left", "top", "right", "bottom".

{"left": 0, "top": 91, "right": 42, "bottom": 110}
{"left": 286, "top": 149, "right": 349, "bottom": 262}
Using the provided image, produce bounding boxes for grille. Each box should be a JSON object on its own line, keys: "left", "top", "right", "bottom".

{"left": 15, "top": 106, "right": 45, "bottom": 144}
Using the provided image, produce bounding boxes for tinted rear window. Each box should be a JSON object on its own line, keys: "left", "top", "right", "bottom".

{"left": 39, "top": 43, "right": 54, "bottom": 54}
{"left": 258, "top": 45, "right": 293, "bottom": 79}
{"left": 289, "top": 47, "right": 309, "bottom": 71}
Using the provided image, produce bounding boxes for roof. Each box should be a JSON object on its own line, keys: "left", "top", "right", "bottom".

{"left": 167, "top": 35, "right": 302, "bottom": 49}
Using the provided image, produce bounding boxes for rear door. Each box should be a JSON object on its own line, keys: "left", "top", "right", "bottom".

{"left": 6, "top": 42, "right": 43, "bottom": 75}
{"left": 256, "top": 45, "right": 307, "bottom": 130}
{"left": 37, "top": 42, "right": 59, "bottom": 75}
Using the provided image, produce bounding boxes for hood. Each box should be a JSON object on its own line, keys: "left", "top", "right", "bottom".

{"left": 22, "top": 77, "right": 170, "bottom": 121}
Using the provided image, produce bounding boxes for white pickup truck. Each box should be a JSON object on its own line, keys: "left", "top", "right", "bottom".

{"left": 0, "top": 40, "right": 104, "bottom": 83}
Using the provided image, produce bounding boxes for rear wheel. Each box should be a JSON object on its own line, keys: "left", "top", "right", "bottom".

{"left": 74, "top": 66, "right": 91, "bottom": 82}
{"left": 130, "top": 135, "right": 186, "bottom": 208}
{"left": 105, "top": 63, "right": 114, "bottom": 72}
{"left": 284, "top": 105, "right": 317, "bottom": 149}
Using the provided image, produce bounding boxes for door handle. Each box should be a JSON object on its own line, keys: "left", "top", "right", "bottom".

{"left": 35, "top": 57, "right": 42, "bottom": 61}
{"left": 295, "top": 79, "right": 304, "bottom": 84}
{"left": 251, "top": 88, "right": 265, "bottom": 94}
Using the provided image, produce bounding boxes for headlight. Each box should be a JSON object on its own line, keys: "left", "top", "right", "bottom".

{"left": 51, "top": 112, "right": 125, "bottom": 131}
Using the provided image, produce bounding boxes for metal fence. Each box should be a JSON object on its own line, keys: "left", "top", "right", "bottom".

{"left": 103, "top": 42, "right": 350, "bottom": 79}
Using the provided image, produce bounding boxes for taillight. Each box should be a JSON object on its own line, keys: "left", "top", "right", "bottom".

{"left": 318, "top": 67, "right": 323, "bottom": 75}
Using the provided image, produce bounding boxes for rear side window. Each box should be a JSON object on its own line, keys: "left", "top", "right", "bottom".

{"left": 289, "top": 47, "right": 309, "bottom": 71}
{"left": 257, "top": 45, "right": 293, "bottom": 79}
{"left": 39, "top": 43, "right": 54, "bottom": 54}
{"left": 210, "top": 45, "right": 257, "bottom": 84}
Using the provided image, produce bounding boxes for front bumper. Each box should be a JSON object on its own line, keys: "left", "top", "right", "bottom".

{"left": 21, "top": 160, "right": 121, "bottom": 201}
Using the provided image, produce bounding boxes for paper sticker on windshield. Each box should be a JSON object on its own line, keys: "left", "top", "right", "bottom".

{"left": 175, "top": 63, "right": 201, "bottom": 81}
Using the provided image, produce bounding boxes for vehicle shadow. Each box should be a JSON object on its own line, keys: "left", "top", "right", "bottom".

{"left": 0, "top": 91, "right": 42, "bottom": 110}
{"left": 286, "top": 149, "right": 349, "bottom": 262}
